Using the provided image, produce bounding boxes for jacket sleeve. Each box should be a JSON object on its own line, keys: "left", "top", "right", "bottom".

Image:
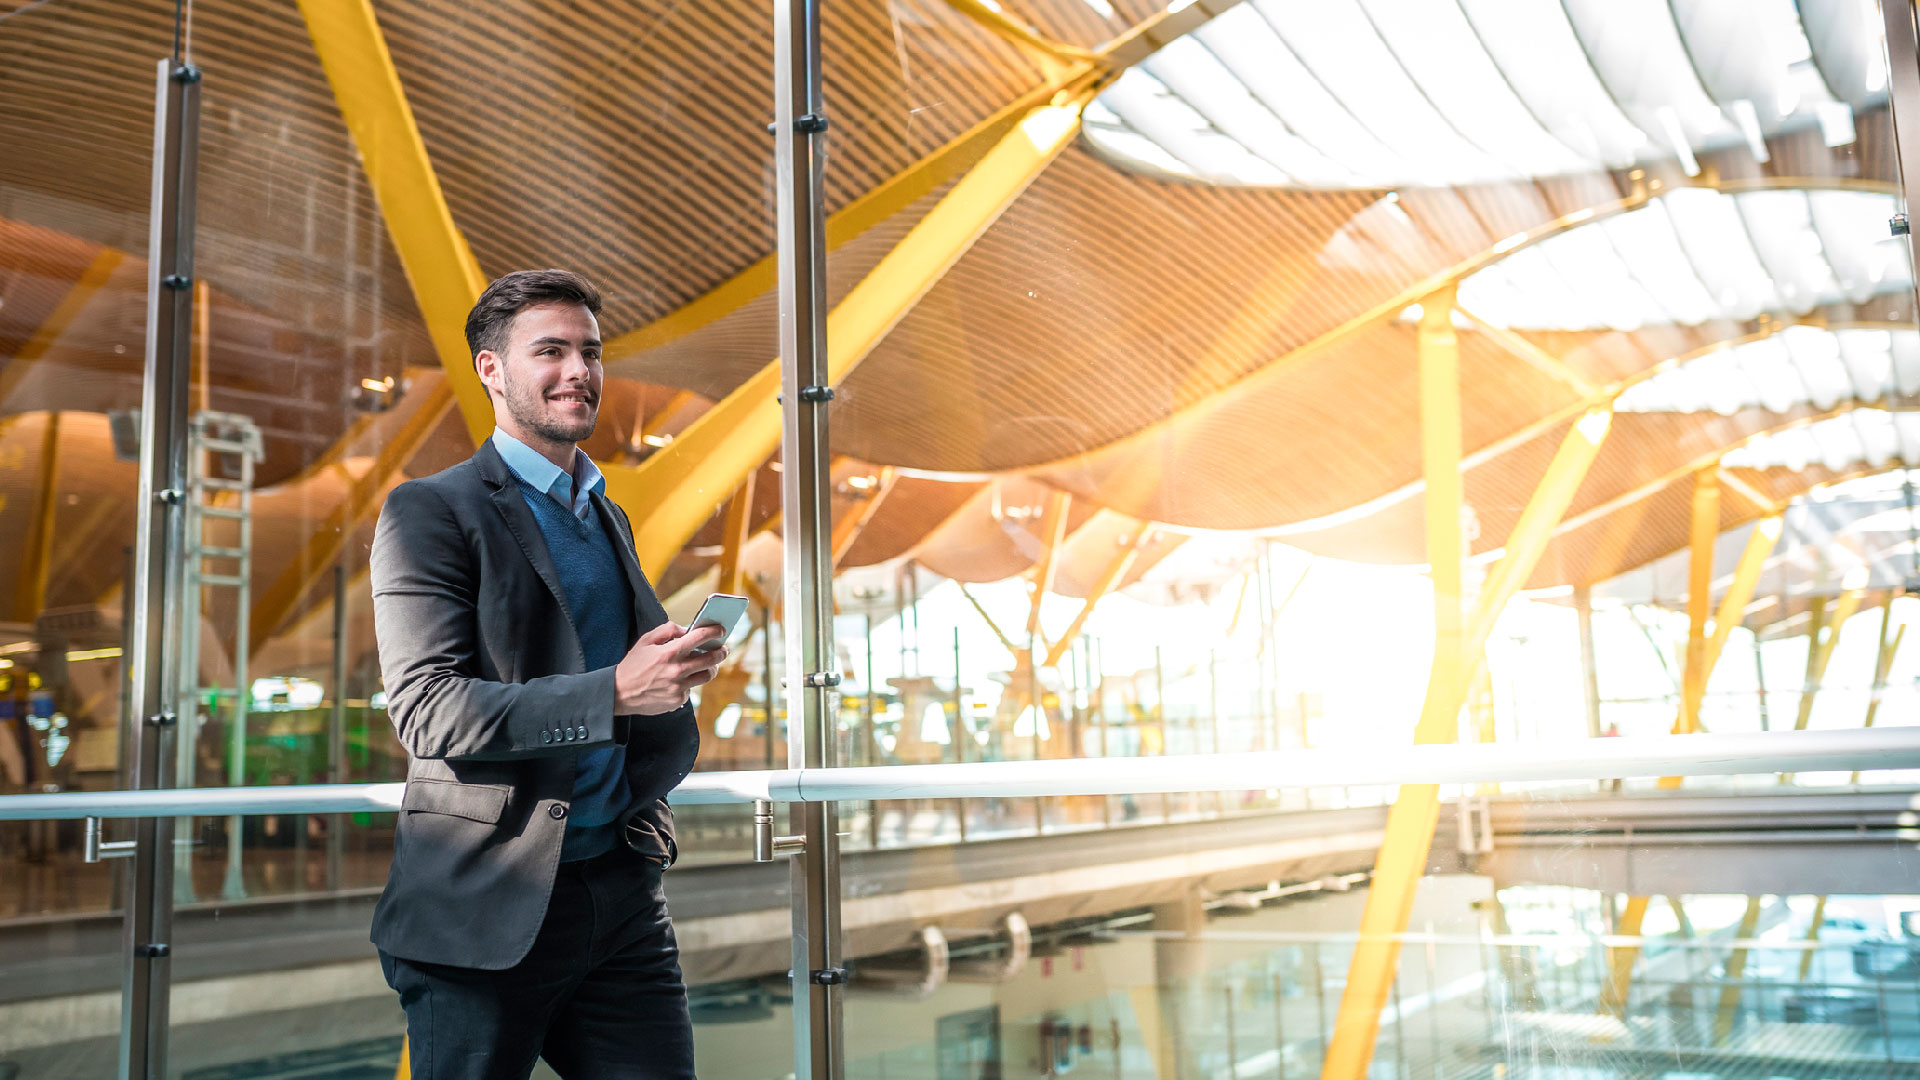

{"left": 371, "top": 481, "right": 621, "bottom": 761}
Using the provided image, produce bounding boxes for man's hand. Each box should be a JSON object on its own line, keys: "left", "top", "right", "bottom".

{"left": 615, "top": 622, "right": 728, "bottom": 714}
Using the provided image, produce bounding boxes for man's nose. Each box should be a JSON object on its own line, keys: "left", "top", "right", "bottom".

{"left": 560, "top": 350, "right": 593, "bottom": 382}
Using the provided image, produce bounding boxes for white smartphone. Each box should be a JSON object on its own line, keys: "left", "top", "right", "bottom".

{"left": 685, "top": 593, "right": 750, "bottom": 654}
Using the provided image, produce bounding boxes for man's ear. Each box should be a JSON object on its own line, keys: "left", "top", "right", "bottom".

{"left": 474, "top": 350, "right": 501, "bottom": 397}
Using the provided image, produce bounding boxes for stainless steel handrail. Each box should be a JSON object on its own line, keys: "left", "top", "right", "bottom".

{"left": 2, "top": 725, "right": 1916, "bottom": 822}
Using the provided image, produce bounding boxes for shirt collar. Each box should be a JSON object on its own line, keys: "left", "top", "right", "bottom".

{"left": 491, "top": 428, "right": 605, "bottom": 514}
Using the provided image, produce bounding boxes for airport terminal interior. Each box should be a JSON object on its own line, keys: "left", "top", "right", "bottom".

{"left": 11, "top": 0, "right": 1920, "bottom": 1076}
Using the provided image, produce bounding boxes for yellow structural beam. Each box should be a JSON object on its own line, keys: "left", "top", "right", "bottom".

{"left": 1799, "top": 896, "right": 1829, "bottom": 982}
{"left": 635, "top": 389, "right": 697, "bottom": 451}
{"left": 958, "top": 582, "right": 1021, "bottom": 657}
{"left": 1681, "top": 469, "right": 1721, "bottom": 736}
{"left": 1321, "top": 299, "right": 1614, "bottom": 1079}
{"left": 1420, "top": 287, "right": 1464, "bottom": 729}
{"left": 616, "top": 89, "right": 1096, "bottom": 578}
{"left": 1600, "top": 896, "right": 1653, "bottom": 1017}
{"left": 14, "top": 412, "right": 61, "bottom": 623}
{"left": 1321, "top": 286, "right": 1463, "bottom": 1080}
{"left": 832, "top": 466, "right": 898, "bottom": 569}
{"left": 1661, "top": 514, "right": 1780, "bottom": 756}
{"left": 249, "top": 382, "right": 454, "bottom": 654}
{"left": 715, "top": 472, "right": 756, "bottom": 598}
{"left": 1777, "top": 587, "right": 1866, "bottom": 777}
{"left": 0, "top": 248, "right": 125, "bottom": 409}
{"left": 1594, "top": 517, "right": 1781, "bottom": 1002}
{"left": 1713, "top": 896, "right": 1767, "bottom": 1044}
{"left": 1027, "top": 491, "right": 1073, "bottom": 641}
{"left": 1851, "top": 604, "right": 1904, "bottom": 784}
{"left": 943, "top": 0, "right": 1101, "bottom": 65}
{"left": 1043, "top": 525, "right": 1147, "bottom": 668}
{"left": 1453, "top": 305, "right": 1598, "bottom": 396}
{"left": 1797, "top": 589, "right": 1862, "bottom": 731}
{"left": 603, "top": 1, "right": 1219, "bottom": 365}
{"left": 298, "top": 0, "right": 493, "bottom": 446}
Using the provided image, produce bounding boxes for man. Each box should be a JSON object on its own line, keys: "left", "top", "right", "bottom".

{"left": 369, "top": 269, "right": 725, "bottom": 1079}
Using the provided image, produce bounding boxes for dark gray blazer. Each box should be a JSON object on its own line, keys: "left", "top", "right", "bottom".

{"left": 367, "top": 439, "right": 698, "bottom": 970}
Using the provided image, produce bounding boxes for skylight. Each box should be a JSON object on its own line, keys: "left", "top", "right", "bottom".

{"left": 1085, "top": 0, "right": 1887, "bottom": 188}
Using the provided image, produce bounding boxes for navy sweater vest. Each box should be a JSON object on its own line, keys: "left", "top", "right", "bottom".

{"left": 515, "top": 480, "right": 637, "bottom": 861}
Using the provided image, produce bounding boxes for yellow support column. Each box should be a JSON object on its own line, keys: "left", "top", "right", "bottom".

{"left": 831, "top": 466, "right": 898, "bottom": 569}
{"left": 1800, "top": 896, "right": 1830, "bottom": 982}
{"left": 1851, "top": 603, "right": 1904, "bottom": 784}
{"left": 716, "top": 472, "right": 757, "bottom": 598}
{"left": 1680, "top": 469, "right": 1720, "bottom": 736}
{"left": 298, "top": 0, "right": 493, "bottom": 444}
{"left": 1781, "top": 588, "right": 1863, "bottom": 783}
{"left": 248, "top": 382, "right": 454, "bottom": 654}
{"left": 1320, "top": 285, "right": 1612, "bottom": 1080}
{"left": 1603, "top": 518, "right": 1778, "bottom": 1012}
{"left": 1044, "top": 525, "right": 1147, "bottom": 668}
{"left": 0, "top": 248, "right": 125, "bottom": 408}
{"left": 1600, "top": 895, "right": 1653, "bottom": 1017}
{"left": 1026, "top": 491, "right": 1073, "bottom": 642}
{"left": 1795, "top": 590, "right": 1863, "bottom": 732}
{"left": 1713, "top": 896, "right": 1767, "bottom": 1044}
{"left": 14, "top": 412, "right": 61, "bottom": 623}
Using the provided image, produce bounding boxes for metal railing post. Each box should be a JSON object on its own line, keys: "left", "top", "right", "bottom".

{"left": 122, "top": 54, "right": 200, "bottom": 1080}
{"left": 327, "top": 563, "right": 348, "bottom": 891}
{"left": 771, "top": 0, "right": 843, "bottom": 1071}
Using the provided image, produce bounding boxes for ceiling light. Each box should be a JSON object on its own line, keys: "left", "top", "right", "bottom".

{"left": 642, "top": 433, "right": 673, "bottom": 448}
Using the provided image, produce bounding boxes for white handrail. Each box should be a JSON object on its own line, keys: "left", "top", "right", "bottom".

{"left": 1, "top": 726, "right": 1915, "bottom": 821}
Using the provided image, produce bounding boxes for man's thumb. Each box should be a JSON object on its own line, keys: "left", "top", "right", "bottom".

{"left": 639, "top": 621, "right": 683, "bottom": 646}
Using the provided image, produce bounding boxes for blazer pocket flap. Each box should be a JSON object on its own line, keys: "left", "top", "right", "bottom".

{"left": 402, "top": 780, "right": 509, "bottom": 824}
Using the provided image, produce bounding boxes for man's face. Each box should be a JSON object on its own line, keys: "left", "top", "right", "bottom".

{"left": 476, "top": 302, "right": 603, "bottom": 448}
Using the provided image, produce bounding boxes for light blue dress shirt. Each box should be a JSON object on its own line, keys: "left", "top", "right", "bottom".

{"left": 490, "top": 428, "right": 606, "bottom": 521}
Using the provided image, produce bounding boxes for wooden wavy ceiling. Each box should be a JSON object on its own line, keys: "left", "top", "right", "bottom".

{"left": 1, "top": 0, "right": 1914, "bottom": 626}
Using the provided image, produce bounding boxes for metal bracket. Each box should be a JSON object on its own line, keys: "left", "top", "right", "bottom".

{"left": 798, "top": 385, "right": 835, "bottom": 403}
{"left": 85, "top": 816, "right": 197, "bottom": 863}
{"left": 170, "top": 63, "right": 201, "bottom": 84}
{"left": 156, "top": 488, "right": 184, "bottom": 505}
{"left": 751, "top": 799, "right": 807, "bottom": 861}
{"left": 162, "top": 274, "right": 193, "bottom": 291}
{"left": 1895, "top": 213, "right": 1911, "bottom": 237}
{"left": 802, "top": 671, "right": 842, "bottom": 689}
{"left": 134, "top": 943, "right": 171, "bottom": 959}
{"left": 145, "top": 710, "right": 177, "bottom": 728}
{"left": 809, "top": 967, "right": 848, "bottom": 986}
{"left": 765, "top": 113, "right": 829, "bottom": 135}
{"left": 85, "top": 817, "right": 136, "bottom": 863}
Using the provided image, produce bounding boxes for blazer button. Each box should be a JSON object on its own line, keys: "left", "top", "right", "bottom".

{"left": 549, "top": 804, "right": 567, "bottom": 820}
{"left": 542, "top": 730, "right": 552, "bottom": 744}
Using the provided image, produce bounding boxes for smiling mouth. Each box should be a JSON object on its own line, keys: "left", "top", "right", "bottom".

{"left": 548, "top": 394, "right": 596, "bottom": 407}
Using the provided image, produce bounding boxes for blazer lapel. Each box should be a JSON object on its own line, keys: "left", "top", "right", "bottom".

{"left": 590, "top": 490, "right": 664, "bottom": 630}
{"left": 474, "top": 442, "right": 582, "bottom": 654}
{"left": 488, "top": 484, "right": 577, "bottom": 624}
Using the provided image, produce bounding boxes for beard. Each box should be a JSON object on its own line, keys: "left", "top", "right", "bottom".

{"left": 501, "top": 365, "right": 597, "bottom": 445}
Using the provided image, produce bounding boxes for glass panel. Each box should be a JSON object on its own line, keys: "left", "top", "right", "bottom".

{"left": 127, "top": 0, "right": 790, "bottom": 1071}
{"left": 812, "top": 0, "right": 1920, "bottom": 1077}
{"left": 838, "top": 793, "right": 1920, "bottom": 1080}
{"left": 0, "top": 0, "right": 171, "bottom": 1071}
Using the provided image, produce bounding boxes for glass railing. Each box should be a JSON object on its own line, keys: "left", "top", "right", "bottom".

{"left": 9, "top": 731, "right": 1919, "bottom": 1080}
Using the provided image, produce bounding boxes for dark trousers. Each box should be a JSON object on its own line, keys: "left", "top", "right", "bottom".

{"left": 380, "top": 848, "right": 695, "bottom": 1080}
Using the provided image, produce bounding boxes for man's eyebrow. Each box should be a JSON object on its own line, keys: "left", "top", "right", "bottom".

{"left": 529, "top": 336, "right": 603, "bottom": 349}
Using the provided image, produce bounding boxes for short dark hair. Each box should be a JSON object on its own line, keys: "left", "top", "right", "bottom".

{"left": 464, "top": 269, "right": 604, "bottom": 359}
